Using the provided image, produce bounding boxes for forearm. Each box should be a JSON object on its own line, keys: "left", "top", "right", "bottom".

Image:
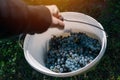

{"left": 0, "top": 0, "right": 52, "bottom": 38}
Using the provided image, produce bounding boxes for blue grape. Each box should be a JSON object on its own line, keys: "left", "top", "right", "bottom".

{"left": 45, "top": 32, "right": 101, "bottom": 73}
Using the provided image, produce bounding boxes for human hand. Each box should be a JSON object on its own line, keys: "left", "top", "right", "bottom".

{"left": 46, "top": 5, "right": 64, "bottom": 29}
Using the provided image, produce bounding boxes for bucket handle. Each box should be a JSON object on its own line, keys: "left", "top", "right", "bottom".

{"left": 18, "top": 34, "right": 26, "bottom": 49}
{"left": 18, "top": 17, "right": 108, "bottom": 49}
{"left": 61, "top": 17, "right": 108, "bottom": 37}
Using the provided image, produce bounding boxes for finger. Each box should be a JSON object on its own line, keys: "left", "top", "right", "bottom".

{"left": 50, "top": 5, "right": 60, "bottom": 18}
{"left": 52, "top": 7, "right": 60, "bottom": 18}
{"left": 53, "top": 12, "right": 59, "bottom": 18}
{"left": 52, "top": 5, "right": 59, "bottom": 13}
{"left": 46, "top": 5, "right": 60, "bottom": 18}
{"left": 51, "top": 17, "right": 64, "bottom": 29}
{"left": 56, "top": 18, "right": 65, "bottom": 29}
{"left": 58, "top": 14, "right": 64, "bottom": 21}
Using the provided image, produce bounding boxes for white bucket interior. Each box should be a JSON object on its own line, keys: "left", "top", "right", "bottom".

{"left": 23, "top": 12, "right": 107, "bottom": 77}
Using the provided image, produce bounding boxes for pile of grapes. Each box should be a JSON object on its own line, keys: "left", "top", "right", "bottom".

{"left": 45, "top": 32, "right": 101, "bottom": 73}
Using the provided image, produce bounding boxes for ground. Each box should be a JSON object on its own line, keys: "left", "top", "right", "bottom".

{"left": 0, "top": 0, "right": 120, "bottom": 80}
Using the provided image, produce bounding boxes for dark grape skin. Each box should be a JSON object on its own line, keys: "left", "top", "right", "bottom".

{"left": 45, "top": 32, "right": 101, "bottom": 73}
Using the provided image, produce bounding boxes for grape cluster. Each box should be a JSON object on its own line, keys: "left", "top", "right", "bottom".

{"left": 45, "top": 32, "right": 101, "bottom": 73}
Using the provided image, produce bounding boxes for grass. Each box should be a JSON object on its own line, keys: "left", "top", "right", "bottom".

{"left": 0, "top": 0, "right": 120, "bottom": 80}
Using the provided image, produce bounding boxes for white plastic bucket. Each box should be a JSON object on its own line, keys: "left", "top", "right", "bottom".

{"left": 23, "top": 12, "right": 107, "bottom": 77}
